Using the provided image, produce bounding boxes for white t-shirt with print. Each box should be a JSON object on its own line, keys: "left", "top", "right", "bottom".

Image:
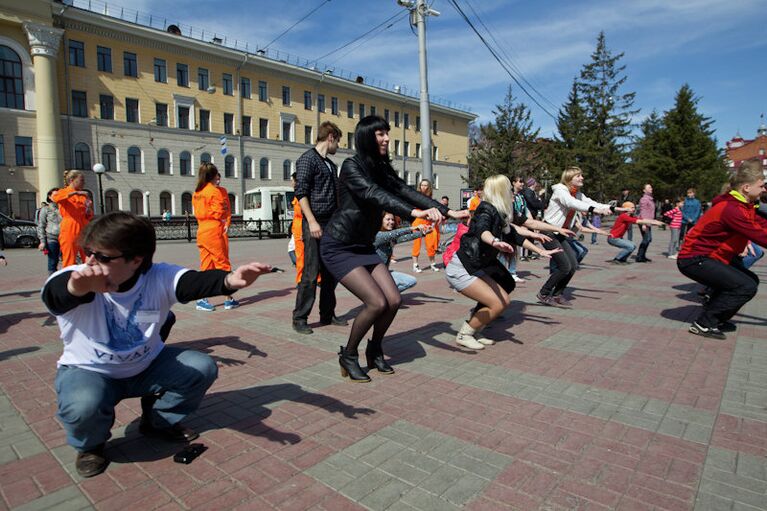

{"left": 45, "top": 263, "right": 189, "bottom": 379}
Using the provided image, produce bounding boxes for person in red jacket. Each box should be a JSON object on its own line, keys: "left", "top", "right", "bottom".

{"left": 677, "top": 160, "right": 767, "bottom": 339}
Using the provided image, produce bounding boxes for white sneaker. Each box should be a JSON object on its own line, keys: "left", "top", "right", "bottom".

{"left": 475, "top": 335, "right": 495, "bottom": 346}
{"left": 456, "top": 333, "right": 484, "bottom": 350}
{"left": 668, "top": 254, "right": 678, "bottom": 259}
{"left": 430, "top": 263, "right": 440, "bottom": 272}
{"left": 412, "top": 264, "right": 423, "bottom": 273}
{"left": 512, "top": 274, "right": 525, "bottom": 283}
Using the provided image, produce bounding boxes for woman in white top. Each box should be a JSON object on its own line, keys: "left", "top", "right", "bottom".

{"left": 537, "top": 167, "right": 621, "bottom": 306}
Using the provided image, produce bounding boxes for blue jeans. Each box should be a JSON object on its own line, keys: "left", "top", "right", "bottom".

{"left": 390, "top": 270, "right": 416, "bottom": 292}
{"left": 55, "top": 346, "right": 218, "bottom": 451}
{"left": 742, "top": 244, "right": 764, "bottom": 269}
{"left": 608, "top": 236, "right": 636, "bottom": 261}
{"left": 45, "top": 238, "right": 61, "bottom": 274}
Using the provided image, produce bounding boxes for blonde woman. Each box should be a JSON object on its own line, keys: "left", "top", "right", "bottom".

{"left": 51, "top": 170, "right": 93, "bottom": 267}
{"left": 538, "top": 167, "right": 619, "bottom": 306}
{"left": 411, "top": 179, "right": 441, "bottom": 272}
{"left": 445, "top": 175, "right": 561, "bottom": 350}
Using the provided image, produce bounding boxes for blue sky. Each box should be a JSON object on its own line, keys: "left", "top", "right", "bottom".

{"left": 124, "top": 0, "right": 765, "bottom": 145}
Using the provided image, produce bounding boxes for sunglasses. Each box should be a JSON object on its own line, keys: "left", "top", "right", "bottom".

{"left": 85, "top": 249, "right": 125, "bottom": 264}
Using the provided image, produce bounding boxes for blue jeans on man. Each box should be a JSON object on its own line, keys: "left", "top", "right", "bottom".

{"left": 608, "top": 236, "right": 636, "bottom": 262}
{"left": 636, "top": 226, "right": 652, "bottom": 261}
{"left": 45, "top": 239, "right": 61, "bottom": 274}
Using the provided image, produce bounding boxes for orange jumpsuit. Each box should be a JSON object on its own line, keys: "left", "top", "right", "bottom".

{"left": 468, "top": 195, "right": 481, "bottom": 212}
{"left": 51, "top": 186, "right": 92, "bottom": 267}
{"left": 193, "top": 183, "right": 231, "bottom": 271}
{"left": 411, "top": 218, "right": 440, "bottom": 258}
{"left": 291, "top": 197, "right": 304, "bottom": 284}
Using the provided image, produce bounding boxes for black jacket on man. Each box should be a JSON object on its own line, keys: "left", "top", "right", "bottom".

{"left": 325, "top": 156, "right": 448, "bottom": 246}
{"left": 522, "top": 187, "right": 547, "bottom": 219}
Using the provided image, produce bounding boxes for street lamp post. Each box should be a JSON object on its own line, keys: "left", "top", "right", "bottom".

{"left": 92, "top": 163, "right": 105, "bottom": 215}
{"left": 144, "top": 190, "right": 151, "bottom": 218}
{"left": 5, "top": 189, "right": 13, "bottom": 218}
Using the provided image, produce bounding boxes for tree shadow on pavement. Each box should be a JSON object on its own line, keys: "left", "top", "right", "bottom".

{"left": 401, "top": 291, "right": 454, "bottom": 308}
{"left": 0, "top": 346, "right": 40, "bottom": 362}
{"left": 169, "top": 335, "right": 267, "bottom": 366}
{"left": 108, "top": 383, "right": 375, "bottom": 464}
{"left": 0, "top": 311, "right": 52, "bottom": 334}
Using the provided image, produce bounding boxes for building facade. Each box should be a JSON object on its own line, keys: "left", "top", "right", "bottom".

{"left": 0, "top": 0, "right": 475, "bottom": 220}
{"left": 724, "top": 120, "right": 767, "bottom": 177}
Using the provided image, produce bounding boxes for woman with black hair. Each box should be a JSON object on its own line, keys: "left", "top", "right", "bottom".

{"left": 322, "top": 115, "right": 468, "bottom": 382}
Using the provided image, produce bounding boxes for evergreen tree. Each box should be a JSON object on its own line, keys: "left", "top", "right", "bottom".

{"left": 553, "top": 79, "right": 588, "bottom": 173}
{"left": 576, "top": 32, "right": 638, "bottom": 200}
{"left": 467, "top": 85, "right": 541, "bottom": 186}
{"left": 629, "top": 110, "right": 673, "bottom": 194}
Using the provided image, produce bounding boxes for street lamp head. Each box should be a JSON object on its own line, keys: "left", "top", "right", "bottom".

{"left": 93, "top": 163, "right": 106, "bottom": 175}
{"left": 5, "top": 188, "right": 13, "bottom": 195}
{"left": 206, "top": 86, "right": 216, "bottom": 94}
{"left": 144, "top": 191, "right": 151, "bottom": 197}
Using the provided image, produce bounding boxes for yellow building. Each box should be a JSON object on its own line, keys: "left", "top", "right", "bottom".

{"left": 0, "top": 0, "right": 475, "bottom": 219}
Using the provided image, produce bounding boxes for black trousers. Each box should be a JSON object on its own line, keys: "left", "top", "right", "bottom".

{"left": 636, "top": 225, "right": 652, "bottom": 260}
{"left": 292, "top": 218, "right": 337, "bottom": 322}
{"left": 540, "top": 234, "right": 578, "bottom": 297}
{"left": 677, "top": 256, "right": 759, "bottom": 328}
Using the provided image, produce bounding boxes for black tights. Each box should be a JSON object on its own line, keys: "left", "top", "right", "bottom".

{"left": 339, "top": 264, "right": 401, "bottom": 352}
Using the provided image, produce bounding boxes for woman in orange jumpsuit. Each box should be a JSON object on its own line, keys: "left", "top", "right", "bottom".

{"left": 192, "top": 163, "right": 237, "bottom": 311}
{"left": 411, "top": 179, "right": 441, "bottom": 272}
{"left": 51, "top": 170, "right": 93, "bottom": 267}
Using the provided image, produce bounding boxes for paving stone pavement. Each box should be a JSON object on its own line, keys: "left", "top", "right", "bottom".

{"left": 0, "top": 232, "right": 765, "bottom": 510}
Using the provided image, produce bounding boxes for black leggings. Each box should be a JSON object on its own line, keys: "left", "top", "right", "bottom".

{"left": 539, "top": 234, "right": 578, "bottom": 297}
{"left": 339, "top": 263, "right": 401, "bottom": 352}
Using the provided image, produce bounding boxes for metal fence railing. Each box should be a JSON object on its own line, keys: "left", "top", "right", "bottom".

{"left": 152, "top": 216, "right": 292, "bottom": 242}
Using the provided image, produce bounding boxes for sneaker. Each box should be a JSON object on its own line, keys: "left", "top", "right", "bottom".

{"left": 475, "top": 334, "right": 495, "bottom": 346}
{"left": 292, "top": 320, "right": 313, "bottom": 335}
{"left": 668, "top": 254, "right": 678, "bottom": 259}
{"left": 718, "top": 321, "right": 737, "bottom": 333}
{"left": 688, "top": 322, "right": 726, "bottom": 340}
{"left": 196, "top": 299, "right": 215, "bottom": 312}
{"left": 223, "top": 299, "right": 240, "bottom": 310}
{"left": 608, "top": 259, "right": 625, "bottom": 265}
{"left": 456, "top": 333, "right": 484, "bottom": 350}
{"left": 536, "top": 292, "right": 555, "bottom": 306}
{"left": 430, "top": 263, "right": 440, "bottom": 272}
{"left": 75, "top": 445, "right": 108, "bottom": 478}
{"left": 553, "top": 295, "right": 572, "bottom": 306}
{"left": 412, "top": 264, "right": 423, "bottom": 273}
{"left": 512, "top": 274, "right": 525, "bottom": 283}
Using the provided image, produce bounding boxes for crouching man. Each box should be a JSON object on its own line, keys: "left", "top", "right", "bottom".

{"left": 41, "top": 212, "right": 272, "bottom": 477}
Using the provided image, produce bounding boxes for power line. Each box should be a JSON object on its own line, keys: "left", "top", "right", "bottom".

{"left": 447, "top": 0, "right": 558, "bottom": 121}
{"left": 328, "top": 12, "right": 409, "bottom": 65}
{"left": 263, "top": 0, "right": 332, "bottom": 51}
{"left": 313, "top": 9, "right": 408, "bottom": 64}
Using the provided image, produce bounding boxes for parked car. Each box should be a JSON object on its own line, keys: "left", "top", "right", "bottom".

{"left": 0, "top": 212, "right": 39, "bottom": 248}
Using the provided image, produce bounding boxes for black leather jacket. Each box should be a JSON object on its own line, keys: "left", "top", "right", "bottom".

{"left": 458, "top": 201, "right": 525, "bottom": 275}
{"left": 325, "top": 156, "right": 449, "bottom": 246}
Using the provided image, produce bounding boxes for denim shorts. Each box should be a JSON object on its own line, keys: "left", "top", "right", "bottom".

{"left": 445, "top": 253, "right": 482, "bottom": 291}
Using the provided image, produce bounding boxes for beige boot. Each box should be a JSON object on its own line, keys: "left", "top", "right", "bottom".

{"left": 475, "top": 326, "right": 495, "bottom": 346}
{"left": 456, "top": 322, "right": 484, "bottom": 350}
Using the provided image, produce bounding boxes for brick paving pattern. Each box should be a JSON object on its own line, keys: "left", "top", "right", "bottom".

{"left": 0, "top": 231, "right": 765, "bottom": 510}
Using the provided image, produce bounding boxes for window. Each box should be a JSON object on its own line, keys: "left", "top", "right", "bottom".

{"left": 433, "top": 120, "right": 438, "bottom": 135}
{"left": 282, "top": 120, "right": 292, "bottom": 142}
{"left": 68, "top": 40, "right": 84, "bottom": 67}
{"left": 304, "top": 90, "right": 312, "bottom": 110}
{"left": 433, "top": 146, "right": 438, "bottom": 159}
{"left": 97, "top": 46, "right": 112, "bottom": 72}
{"left": 404, "top": 141, "right": 409, "bottom": 157}
{"left": 0, "top": 136, "right": 4, "bottom": 165}
{"left": 126, "top": 98, "right": 139, "bottom": 123}
{"left": 318, "top": 94, "right": 325, "bottom": 112}
{"left": 127, "top": 146, "right": 141, "bottom": 172}
{"left": 243, "top": 157, "right": 253, "bottom": 179}
{"left": 224, "top": 113, "right": 233, "bottom": 135}
{"left": 394, "top": 111, "right": 400, "bottom": 127}
{"left": 304, "top": 126, "right": 312, "bottom": 145}
{"left": 198, "top": 68, "right": 209, "bottom": 91}
{"left": 105, "top": 190, "right": 118, "bottom": 212}
{"left": 331, "top": 96, "right": 338, "bottom": 115}
{"left": 101, "top": 144, "right": 116, "bottom": 171}
{"left": 224, "top": 155, "right": 235, "bottom": 177}
{"left": 241, "top": 77, "right": 251, "bottom": 99}
{"left": 416, "top": 143, "right": 421, "bottom": 158}
{"left": 370, "top": 105, "right": 376, "bottom": 116}
{"left": 199, "top": 109, "right": 210, "bottom": 131}
{"left": 155, "top": 103, "right": 168, "bottom": 127}
{"left": 384, "top": 109, "right": 390, "bottom": 122}
{"left": 15, "top": 136, "right": 33, "bottom": 166}
{"left": 129, "top": 190, "right": 143, "bottom": 215}
{"left": 157, "top": 149, "right": 170, "bottom": 174}
{"left": 347, "top": 100, "right": 353, "bottom": 118}
{"left": 258, "top": 80, "right": 268, "bottom": 101}
{"left": 259, "top": 157, "right": 269, "bottom": 179}
{"left": 394, "top": 140, "right": 400, "bottom": 156}
{"left": 347, "top": 132, "right": 354, "bottom": 149}
{"left": 18, "top": 191, "right": 35, "bottom": 220}
{"left": 71, "top": 90, "right": 87, "bottom": 117}
{"left": 123, "top": 52, "right": 137, "bottom": 77}
{"left": 228, "top": 194, "right": 236, "bottom": 214}
{"left": 99, "top": 94, "right": 114, "bottom": 120}
{"left": 283, "top": 159, "right": 292, "bottom": 180}
{"left": 241, "top": 115, "right": 251, "bottom": 136}
{"left": 433, "top": 173, "right": 439, "bottom": 189}
{"left": 74, "top": 142, "right": 90, "bottom": 170}
{"left": 222, "top": 73, "right": 233, "bottom": 95}
{"left": 200, "top": 152, "right": 211, "bottom": 164}
{"left": 404, "top": 113, "right": 409, "bottom": 129}
{"left": 282, "top": 86, "right": 290, "bottom": 106}
{"left": 416, "top": 116, "right": 421, "bottom": 131}
{"left": 259, "top": 118, "right": 268, "bottom": 139}
{"left": 179, "top": 151, "right": 191, "bottom": 176}
{"left": 178, "top": 106, "right": 190, "bottom": 129}
{"left": 176, "top": 63, "right": 188, "bottom": 87}
{"left": 359, "top": 103, "right": 365, "bottom": 118}
{"left": 160, "top": 191, "right": 172, "bottom": 213}
{"left": 0, "top": 46, "right": 24, "bottom": 109}
{"left": 154, "top": 58, "right": 167, "bottom": 82}
{"left": 181, "top": 192, "right": 192, "bottom": 214}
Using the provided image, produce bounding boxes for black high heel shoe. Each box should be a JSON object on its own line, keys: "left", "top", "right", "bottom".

{"left": 338, "top": 346, "right": 371, "bottom": 382}
{"left": 365, "top": 339, "right": 394, "bottom": 374}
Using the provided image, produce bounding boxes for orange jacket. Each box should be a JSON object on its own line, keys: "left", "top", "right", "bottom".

{"left": 291, "top": 197, "right": 303, "bottom": 240}
{"left": 193, "top": 183, "right": 227, "bottom": 236}
{"left": 51, "top": 185, "right": 91, "bottom": 235}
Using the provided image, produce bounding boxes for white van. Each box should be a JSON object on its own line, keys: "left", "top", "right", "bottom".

{"left": 243, "top": 186, "right": 295, "bottom": 235}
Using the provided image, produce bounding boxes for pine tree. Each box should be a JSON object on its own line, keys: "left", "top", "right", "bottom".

{"left": 467, "top": 85, "right": 541, "bottom": 186}
{"left": 576, "top": 32, "right": 638, "bottom": 200}
{"left": 629, "top": 110, "right": 673, "bottom": 195}
{"left": 553, "top": 79, "right": 588, "bottom": 171}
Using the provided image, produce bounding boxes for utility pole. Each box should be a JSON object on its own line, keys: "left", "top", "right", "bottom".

{"left": 397, "top": 0, "right": 439, "bottom": 182}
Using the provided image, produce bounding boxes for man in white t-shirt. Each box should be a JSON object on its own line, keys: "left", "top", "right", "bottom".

{"left": 42, "top": 212, "right": 272, "bottom": 478}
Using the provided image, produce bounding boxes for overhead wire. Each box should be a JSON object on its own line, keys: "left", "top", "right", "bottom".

{"left": 327, "top": 10, "right": 410, "bottom": 66}
{"left": 313, "top": 9, "right": 409, "bottom": 64}
{"left": 263, "top": 0, "right": 332, "bottom": 51}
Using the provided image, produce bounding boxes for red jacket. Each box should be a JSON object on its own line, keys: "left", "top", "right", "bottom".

{"left": 678, "top": 192, "right": 767, "bottom": 264}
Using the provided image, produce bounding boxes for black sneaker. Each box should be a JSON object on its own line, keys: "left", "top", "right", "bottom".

{"left": 292, "top": 320, "right": 313, "bottom": 335}
{"left": 76, "top": 445, "right": 108, "bottom": 478}
{"left": 320, "top": 316, "right": 348, "bottom": 326}
{"left": 689, "top": 322, "right": 726, "bottom": 340}
{"left": 718, "top": 321, "right": 737, "bottom": 333}
{"left": 536, "top": 293, "right": 555, "bottom": 306}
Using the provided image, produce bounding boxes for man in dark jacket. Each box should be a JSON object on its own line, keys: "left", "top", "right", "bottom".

{"left": 522, "top": 177, "right": 546, "bottom": 220}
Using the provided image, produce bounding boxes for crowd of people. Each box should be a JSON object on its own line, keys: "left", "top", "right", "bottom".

{"left": 29, "top": 114, "right": 765, "bottom": 478}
